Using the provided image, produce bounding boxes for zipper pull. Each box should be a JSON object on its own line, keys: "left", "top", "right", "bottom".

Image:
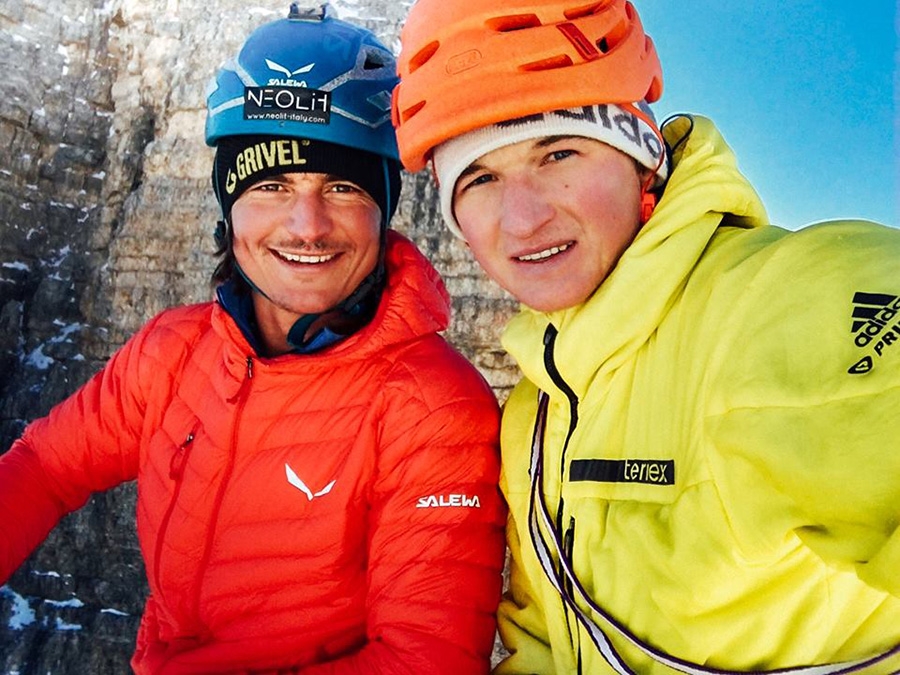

{"left": 563, "top": 516, "right": 576, "bottom": 596}
{"left": 564, "top": 516, "right": 576, "bottom": 560}
{"left": 170, "top": 432, "right": 195, "bottom": 479}
{"left": 543, "top": 323, "right": 558, "bottom": 347}
{"left": 227, "top": 357, "right": 254, "bottom": 404}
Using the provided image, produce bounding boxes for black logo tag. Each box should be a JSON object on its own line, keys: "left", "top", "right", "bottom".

{"left": 847, "top": 291, "right": 900, "bottom": 374}
{"left": 571, "top": 458, "right": 675, "bottom": 486}
{"left": 244, "top": 86, "right": 331, "bottom": 125}
{"left": 848, "top": 356, "right": 873, "bottom": 375}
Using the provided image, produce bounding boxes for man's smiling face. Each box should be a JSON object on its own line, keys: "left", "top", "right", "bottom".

{"left": 452, "top": 135, "right": 646, "bottom": 312}
{"left": 230, "top": 171, "right": 381, "bottom": 336}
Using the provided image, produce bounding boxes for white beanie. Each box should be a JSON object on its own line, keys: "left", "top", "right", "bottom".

{"left": 433, "top": 102, "right": 669, "bottom": 239}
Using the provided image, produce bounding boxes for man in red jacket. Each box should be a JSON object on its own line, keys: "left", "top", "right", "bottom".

{"left": 0, "top": 5, "right": 506, "bottom": 673}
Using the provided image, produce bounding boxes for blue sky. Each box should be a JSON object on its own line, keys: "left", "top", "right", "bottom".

{"left": 637, "top": 1, "right": 897, "bottom": 229}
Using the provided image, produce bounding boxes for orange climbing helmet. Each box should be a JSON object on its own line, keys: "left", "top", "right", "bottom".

{"left": 392, "top": 0, "right": 663, "bottom": 172}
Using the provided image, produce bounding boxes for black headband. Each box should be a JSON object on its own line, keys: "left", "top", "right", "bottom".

{"left": 212, "top": 135, "right": 400, "bottom": 224}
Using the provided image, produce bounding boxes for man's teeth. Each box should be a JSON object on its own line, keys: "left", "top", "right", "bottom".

{"left": 277, "top": 251, "right": 336, "bottom": 264}
{"left": 517, "top": 243, "right": 570, "bottom": 262}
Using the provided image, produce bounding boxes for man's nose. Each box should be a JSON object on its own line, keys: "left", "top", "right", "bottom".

{"left": 499, "top": 175, "right": 555, "bottom": 238}
{"left": 284, "top": 192, "right": 334, "bottom": 241}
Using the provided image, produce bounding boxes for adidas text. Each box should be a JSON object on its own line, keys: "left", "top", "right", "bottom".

{"left": 852, "top": 293, "right": 900, "bottom": 348}
{"left": 416, "top": 494, "right": 481, "bottom": 509}
{"left": 848, "top": 292, "right": 900, "bottom": 374}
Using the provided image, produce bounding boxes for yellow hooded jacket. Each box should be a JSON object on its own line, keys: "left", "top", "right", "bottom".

{"left": 495, "top": 116, "right": 900, "bottom": 674}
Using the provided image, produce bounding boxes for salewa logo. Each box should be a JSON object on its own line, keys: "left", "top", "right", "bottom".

{"left": 416, "top": 494, "right": 481, "bottom": 509}
{"left": 848, "top": 291, "right": 900, "bottom": 374}
{"left": 265, "top": 59, "right": 315, "bottom": 87}
{"left": 285, "top": 463, "right": 335, "bottom": 501}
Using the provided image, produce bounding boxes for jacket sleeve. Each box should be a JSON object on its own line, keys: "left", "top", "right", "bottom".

{"left": 0, "top": 312, "right": 170, "bottom": 583}
{"left": 491, "top": 380, "right": 555, "bottom": 675}
{"left": 493, "top": 518, "right": 555, "bottom": 675}
{"left": 705, "top": 369, "right": 900, "bottom": 598}
{"left": 298, "top": 347, "right": 507, "bottom": 675}
{"left": 702, "top": 221, "right": 900, "bottom": 599}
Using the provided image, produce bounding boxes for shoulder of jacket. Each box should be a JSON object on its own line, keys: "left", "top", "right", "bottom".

{"left": 683, "top": 221, "right": 891, "bottom": 309}
{"left": 374, "top": 336, "right": 501, "bottom": 476}
{"left": 149, "top": 302, "right": 212, "bottom": 322}
{"left": 702, "top": 219, "right": 899, "bottom": 267}
{"left": 133, "top": 302, "right": 216, "bottom": 359}
{"left": 380, "top": 334, "right": 498, "bottom": 413}
{"left": 690, "top": 221, "right": 900, "bottom": 403}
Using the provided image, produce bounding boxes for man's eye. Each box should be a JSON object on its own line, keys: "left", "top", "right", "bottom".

{"left": 461, "top": 173, "right": 494, "bottom": 192}
{"left": 330, "top": 183, "right": 361, "bottom": 193}
{"left": 547, "top": 149, "right": 575, "bottom": 163}
{"left": 254, "top": 182, "right": 283, "bottom": 192}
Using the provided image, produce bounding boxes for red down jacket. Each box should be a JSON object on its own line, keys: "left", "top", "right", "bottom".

{"left": 0, "top": 232, "right": 506, "bottom": 674}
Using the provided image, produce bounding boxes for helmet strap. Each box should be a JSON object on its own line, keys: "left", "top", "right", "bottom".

{"left": 214, "top": 219, "right": 227, "bottom": 248}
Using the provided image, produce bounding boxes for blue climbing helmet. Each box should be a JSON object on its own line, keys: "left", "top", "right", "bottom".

{"left": 206, "top": 3, "right": 402, "bottom": 237}
{"left": 205, "top": 3, "right": 399, "bottom": 160}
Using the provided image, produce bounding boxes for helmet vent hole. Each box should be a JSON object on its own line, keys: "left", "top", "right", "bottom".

{"left": 487, "top": 14, "right": 542, "bottom": 32}
{"left": 521, "top": 54, "right": 574, "bottom": 72}
{"left": 401, "top": 100, "right": 427, "bottom": 123}
{"left": 564, "top": 3, "right": 607, "bottom": 20}
{"left": 597, "top": 37, "right": 610, "bottom": 53}
{"left": 408, "top": 40, "right": 440, "bottom": 73}
{"left": 364, "top": 53, "right": 386, "bottom": 70}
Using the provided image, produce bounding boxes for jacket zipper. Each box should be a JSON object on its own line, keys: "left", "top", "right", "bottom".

{"left": 541, "top": 324, "right": 582, "bottom": 658}
{"left": 563, "top": 517, "right": 576, "bottom": 593}
{"left": 190, "top": 355, "right": 253, "bottom": 625}
{"left": 542, "top": 324, "right": 579, "bottom": 459}
{"left": 541, "top": 324, "right": 580, "bottom": 527}
{"left": 564, "top": 516, "right": 584, "bottom": 675}
{"left": 153, "top": 430, "right": 196, "bottom": 595}
{"left": 562, "top": 516, "right": 577, "bottom": 650}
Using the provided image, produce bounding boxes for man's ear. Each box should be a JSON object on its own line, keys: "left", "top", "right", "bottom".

{"left": 639, "top": 165, "right": 655, "bottom": 183}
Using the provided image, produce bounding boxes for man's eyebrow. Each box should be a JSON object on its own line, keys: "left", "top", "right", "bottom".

{"left": 253, "top": 173, "right": 350, "bottom": 184}
{"left": 535, "top": 134, "right": 581, "bottom": 148}
{"left": 457, "top": 162, "right": 485, "bottom": 184}
{"left": 456, "top": 135, "right": 587, "bottom": 185}
{"left": 254, "top": 173, "right": 291, "bottom": 184}
{"left": 463, "top": 135, "right": 583, "bottom": 170}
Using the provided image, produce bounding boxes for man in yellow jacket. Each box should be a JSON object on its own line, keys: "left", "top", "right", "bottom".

{"left": 392, "top": 0, "right": 900, "bottom": 672}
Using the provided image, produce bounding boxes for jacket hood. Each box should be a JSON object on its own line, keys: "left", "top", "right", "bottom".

{"left": 502, "top": 115, "right": 769, "bottom": 397}
{"left": 362, "top": 229, "right": 453, "bottom": 351}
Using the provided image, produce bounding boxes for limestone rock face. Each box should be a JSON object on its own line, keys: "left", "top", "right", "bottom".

{"left": 0, "top": 1, "right": 517, "bottom": 670}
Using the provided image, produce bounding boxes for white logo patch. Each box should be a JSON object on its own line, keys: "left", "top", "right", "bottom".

{"left": 286, "top": 463, "right": 335, "bottom": 501}
{"left": 265, "top": 59, "right": 315, "bottom": 87}
{"left": 416, "top": 494, "right": 481, "bottom": 509}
